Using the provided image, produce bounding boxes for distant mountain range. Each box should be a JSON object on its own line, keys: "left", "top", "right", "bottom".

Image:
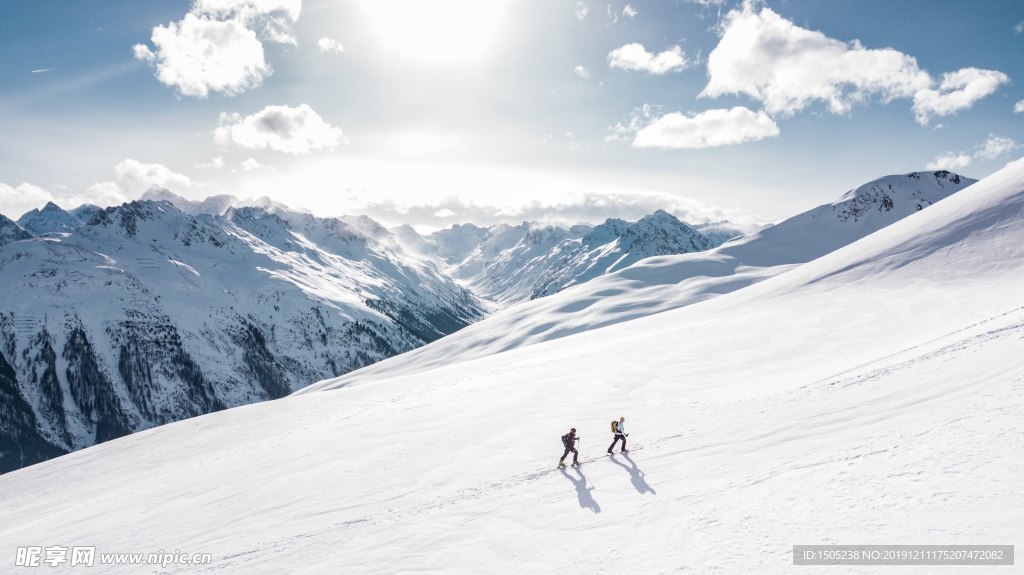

{"left": 302, "top": 170, "right": 977, "bottom": 387}
{"left": 396, "top": 209, "right": 732, "bottom": 304}
{"left": 0, "top": 191, "right": 745, "bottom": 472}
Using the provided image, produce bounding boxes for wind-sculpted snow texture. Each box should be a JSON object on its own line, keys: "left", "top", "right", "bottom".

{"left": 304, "top": 170, "right": 975, "bottom": 388}
{"left": 0, "top": 199, "right": 484, "bottom": 473}
{"left": 0, "top": 162, "right": 1020, "bottom": 573}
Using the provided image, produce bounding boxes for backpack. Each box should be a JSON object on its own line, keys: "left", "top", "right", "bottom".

{"left": 561, "top": 433, "right": 572, "bottom": 448}
{"left": 611, "top": 420, "right": 618, "bottom": 433}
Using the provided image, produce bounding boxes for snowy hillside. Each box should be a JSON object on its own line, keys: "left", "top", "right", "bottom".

{"left": 303, "top": 170, "right": 976, "bottom": 385}
{"left": 1, "top": 161, "right": 1020, "bottom": 573}
{"left": 0, "top": 199, "right": 484, "bottom": 473}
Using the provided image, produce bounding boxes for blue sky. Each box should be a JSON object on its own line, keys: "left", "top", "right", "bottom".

{"left": 1, "top": 0, "right": 1022, "bottom": 229}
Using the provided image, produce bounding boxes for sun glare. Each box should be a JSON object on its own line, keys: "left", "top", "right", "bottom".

{"left": 358, "top": 0, "right": 509, "bottom": 65}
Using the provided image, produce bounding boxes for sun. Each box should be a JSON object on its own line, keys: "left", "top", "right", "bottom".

{"left": 357, "top": 0, "right": 510, "bottom": 66}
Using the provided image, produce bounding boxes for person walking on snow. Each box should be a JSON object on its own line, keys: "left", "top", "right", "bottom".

{"left": 559, "top": 428, "right": 580, "bottom": 467}
{"left": 608, "top": 416, "right": 628, "bottom": 453}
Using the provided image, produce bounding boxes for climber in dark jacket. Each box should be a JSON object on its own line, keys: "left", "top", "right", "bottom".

{"left": 559, "top": 428, "right": 580, "bottom": 467}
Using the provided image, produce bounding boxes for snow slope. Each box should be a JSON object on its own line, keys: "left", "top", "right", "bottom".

{"left": 302, "top": 170, "right": 976, "bottom": 386}
{"left": 1, "top": 160, "right": 1020, "bottom": 573}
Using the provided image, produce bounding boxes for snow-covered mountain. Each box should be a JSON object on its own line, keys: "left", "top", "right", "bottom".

{"left": 140, "top": 188, "right": 296, "bottom": 217}
{"left": 0, "top": 214, "right": 32, "bottom": 247}
{"left": 1, "top": 161, "right": 1019, "bottom": 573}
{"left": 405, "top": 209, "right": 716, "bottom": 304}
{"left": 303, "top": 170, "right": 977, "bottom": 384}
{"left": 149, "top": 190, "right": 733, "bottom": 307}
{"left": 16, "top": 201, "right": 89, "bottom": 235}
{"left": 0, "top": 199, "right": 484, "bottom": 473}
{"left": 68, "top": 203, "right": 103, "bottom": 224}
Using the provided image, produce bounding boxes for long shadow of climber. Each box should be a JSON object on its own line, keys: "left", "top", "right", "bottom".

{"left": 560, "top": 466, "right": 601, "bottom": 513}
{"left": 611, "top": 453, "right": 656, "bottom": 495}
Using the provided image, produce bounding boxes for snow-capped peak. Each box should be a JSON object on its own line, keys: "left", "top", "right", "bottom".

{"left": 16, "top": 201, "right": 84, "bottom": 235}
{"left": 832, "top": 170, "right": 976, "bottom": 217}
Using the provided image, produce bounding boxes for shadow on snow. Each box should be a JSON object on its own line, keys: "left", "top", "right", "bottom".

{"left": 610, "top": 453, "right": 656, "bottom": 495}
{"left": 560, "top": 466, "right": 601, "bottom": 513}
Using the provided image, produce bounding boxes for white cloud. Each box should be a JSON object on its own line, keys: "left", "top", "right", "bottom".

{"left": 975, "top": 135, "right": 1018, "bottom": 161}
{"left": 912, "top": 68, "right": 1009, "bottom": 125}
{"left": 702, "top": 3, "right": 1006, "bottom": 124}
{"left": 925, "top": 152, "right": 972, "bottom": 171}
{"left": 574, "top": 1, "right": 589, "bottom": 20}
{"left": 134, "top": 14, "right": 268, "bottom": 98}
{"left": 631, "top": 107, "right": 779, "bottom": 150}
{"left": 622, "top": 4, "right": 637, "bottom": 18}
{"left": 1013, "top": 99, "right": 1024, "bottom": 114}
{"left": 133, "top": 0, "right": 300, "bottom": 98}
{"left": 1015, "top": 20, "right": 1024, "bottom": 34}
{"left": 196, "top": 0, "right": 301, "bottom": 42}
{"left": 925, "top": 134, "right": 1019, "bottom": 171}
{"left": 197, "top": 156, "right": 226, "bottom": 169}
{"left": 241, "top": 157, "right": 267, "bottom": 171}
{"left": 0, "top": 182, "right": 66, "bottom": 219}
{"left": 574, "top": 65, "right": 590, "bottom": 79}
{"left": 608, "top": 43, "right": 688, "bottom": 75}
{"left": 606, "top": 4, "right": 618, "bottom": 24}
{"left": 607, "top": 104, "right": 658, "bottom": 142}
{"left": 214, "top": 103, "right": 345, "bottom": 154}
{"left": 88, "top": 159, "right": 194, "bottom": 199}
{"left": 1, "top": 161, "right": 213, "bottom": 219}
{"left": 317, "top": 37, "right": 344, "bottom": 54}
